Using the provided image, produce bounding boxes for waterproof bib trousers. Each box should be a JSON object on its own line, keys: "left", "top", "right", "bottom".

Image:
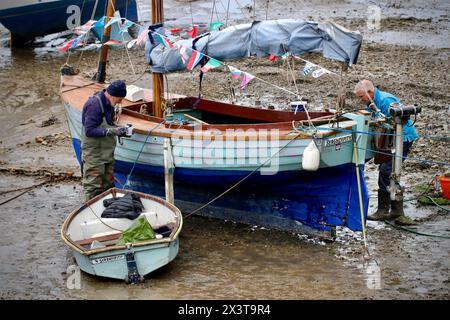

{"left": 81, "top": 95, "right": 117, "bottom": 202}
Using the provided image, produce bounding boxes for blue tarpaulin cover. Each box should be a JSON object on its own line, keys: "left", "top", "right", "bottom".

{"left": 145, "top": 19, "right": 362, "bottom": 73}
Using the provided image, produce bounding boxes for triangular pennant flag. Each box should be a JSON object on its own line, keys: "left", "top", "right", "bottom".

{"left": 268, "top": 54, "right": 277, "bottom": 62}
{"left": 105, "top": 17, "right": 122, "bottom": 28}
{"left": 70, "top": 34, "right": 84, "bottom": 49}
{"left": 281, "top": 52, "right": 290, "bottom": 60}
{"left": 135, "top": 28, "right": 149, "bottom": 45}
{"left": 74, "top": 20, "right": 96, "bottom": 35}
{"left": 93, "top": 16, "right": 106, "bottom": 28}
{"left": 119, "top": 19, "right": 134, "bottom": 34}
{"left": 58, "top": 39, "right": 75, "bottom": 53}
{"left": 186, "top": 50, "right": 204, "bottom": 70}
{"left": 210, "top": 22, "right": 224, "bottom": 30}
{"left": 187, "top": 25, "right": 198, "bottom": 38}
{"left": 240, "top": 72, "right": 255, "bottom": 90}
{"left": 303, "top": 62, "right": 314, "bottom": 76}
{"left": 200, "top": 58, "right": 222, "bottom": 73}
{"left": 177, "top": 44, "right": 189, "bottom": 64}
{"left": 312, "top": 68, "right": 329, "bottom": 78}
{"left": 169, "top": 28, "right": 183, "bottom": 34}
{"left": 228, "top": 66, "right": 242, "bottom": 79}
{"left": 155, "top": 34, "right": 174, "bottom": 48}
{"left": 127, "top": 39, "right": 137, "bottom": 49}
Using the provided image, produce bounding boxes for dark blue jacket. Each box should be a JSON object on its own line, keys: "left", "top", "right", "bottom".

{"left": 81, "top": 90, "right": 115, "bottom": 137}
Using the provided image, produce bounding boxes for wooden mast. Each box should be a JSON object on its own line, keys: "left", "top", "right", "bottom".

{"left": 152, "top": 0, "right": 164, "bottom": 118}
{"left": 95, "top": 0, "right": 116, "bottom": 83}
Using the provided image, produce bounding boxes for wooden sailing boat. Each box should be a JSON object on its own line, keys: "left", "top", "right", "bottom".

{"left": 60, "top": 0, "right": 376, "bottom": 237}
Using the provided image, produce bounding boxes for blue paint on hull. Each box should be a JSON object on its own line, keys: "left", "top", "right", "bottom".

{"left": 72, "top": 138, "right": 368, "bottom": 233}
{"left": 0, "top": 0, "right": 137, "bottom": 38}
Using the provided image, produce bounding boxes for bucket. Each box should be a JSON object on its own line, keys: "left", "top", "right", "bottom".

{"left": 439, "top": 176, "right": 450, "bottom": 199}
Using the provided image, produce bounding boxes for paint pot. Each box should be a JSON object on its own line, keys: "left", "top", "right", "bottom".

{"left": 302, "top": 140, "right": 320, "bottom": 171}
{"left": 290, "top": 101, "right": 307, "bottom": 113}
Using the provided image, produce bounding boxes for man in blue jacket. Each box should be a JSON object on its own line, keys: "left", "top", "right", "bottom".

{"left": 81, "top": 80, "right": 129, "bottom": 201}
{"left": 354, "top": 80, "right": 419, "bottom": 221}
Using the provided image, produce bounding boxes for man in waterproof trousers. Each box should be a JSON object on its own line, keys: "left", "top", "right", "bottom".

{"left": 354, "top": 80, "right": 419, "bottom": 223}
{"left": 81, "top": 80, "right": 129, "bottom": 202}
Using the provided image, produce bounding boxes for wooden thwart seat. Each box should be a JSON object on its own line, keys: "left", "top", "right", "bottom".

{"left": 76, "top": 232, "right": 123, "bottom": 247}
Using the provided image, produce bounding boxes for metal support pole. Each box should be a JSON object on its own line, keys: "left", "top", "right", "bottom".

{"left": 163, "top": 138, "right": 174, "bottom": 204}
{"left": 94, "top": 0, "right": 116, "bottom": 83}
{"left": 390, "top": 119, "right": 404, "bottom": 201}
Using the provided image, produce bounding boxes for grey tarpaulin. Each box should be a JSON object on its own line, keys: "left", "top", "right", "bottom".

{"left": 145, "top": 19, "right": 362, "bottom": 73}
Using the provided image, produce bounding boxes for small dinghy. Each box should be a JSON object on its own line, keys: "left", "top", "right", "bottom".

{"left": 61, "top": 188, "right": 182, "bottom": 283}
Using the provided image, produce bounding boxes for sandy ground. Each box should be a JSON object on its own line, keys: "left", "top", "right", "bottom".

{"left": 0, "top": 0, "right": 449, "bottom": 299}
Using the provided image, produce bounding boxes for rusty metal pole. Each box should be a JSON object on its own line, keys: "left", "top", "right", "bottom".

{"left": 95, "top": 0, "right": 116, "bottom": 82}
{"left": 152, "top": 0, "right": 164, "bottom": 118}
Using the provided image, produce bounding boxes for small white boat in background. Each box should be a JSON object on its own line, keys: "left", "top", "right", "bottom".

{"left": 61, "top": 188, "right": 182, "bottom": 283}
{"left": 0, "top": 0, "right": 138, "bottom": 46}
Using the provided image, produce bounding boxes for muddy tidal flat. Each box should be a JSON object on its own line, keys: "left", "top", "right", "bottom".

{"left": 0, "top": 0, "right": 449, "bottom": 300}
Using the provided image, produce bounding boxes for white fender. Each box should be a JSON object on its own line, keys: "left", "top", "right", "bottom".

{"left": 302, "top": 140, "right": 320, "bottom": 171}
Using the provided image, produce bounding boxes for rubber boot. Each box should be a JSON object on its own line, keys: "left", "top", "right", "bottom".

{"left": 391, "top": 198, "right": 416, "bottom": 225}
{"left": 390, "top": 199, "right": 404, "bottom": 219}
{"left": 368, "top": 190, "right": 391, "bottom": 221}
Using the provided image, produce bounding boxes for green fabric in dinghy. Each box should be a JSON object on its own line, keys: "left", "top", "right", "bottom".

{"left": 117, "top": 216, "right": 156, "bottom": 245}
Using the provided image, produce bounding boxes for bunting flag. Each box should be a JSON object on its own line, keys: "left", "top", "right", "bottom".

{"left": 119, "top": 19, "right": 134, "bottom": 34}
{"left": 240, "top": 72, "right": 255, "bottom": 90}
{"left": 93, "top": 16, "right": 106, "bottom": 28}
{"left": 228, "top": 66, "right": 242, "bottom": 79}
{"left": 155, "top": 34, "right": 174, "bottom": 48}
{"left": 135, "top": 28, "right": 149, "bottom": 45}
{"left": 169, "top": 28, "right": 183, "bottom": 34}
{"left": 210, "top": 22, "right": 224, "bottom": 30}
{"left": 177, "top": 44, "right": 189, "bottom": 64}
{"left": 127, "top": 39, "right": 137, "bottom": 49}
{"left": 268, "top": 54, "right": 277, "bottom": 61}
{"left": 186, "top": 50, "right": 204, "bottom": 70}
{"left": 70, "top": 35, "right": 84, "bottom": 49}
{"left": 104, "top": 39, "right": 122, "bottom": 46}
{"left": 187, "top": 25, "right": 198, "bottom": 38}
{"left": 105, "top": 17, "right": 122, "bottom": 28}
{"left": 74, "top": 20, "right": 95, "bottom": 35}
{"left": 200, "top": 58, "right": 222, "bottom": 73}
{"left": 281, "top": 52, "right": 290, "bottom": 60}
{"left": 312, "top": 68, "right": 329, "bottom": 78}
{"left": 303, "top": 62, "right": 314, "bottom": 76}
{"left": 58, "top": 39, "right": 75, "bottom": 53}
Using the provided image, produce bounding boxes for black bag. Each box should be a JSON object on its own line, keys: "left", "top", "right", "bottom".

{"left": 101, "top": 193, "right": 144, "bottom": 220}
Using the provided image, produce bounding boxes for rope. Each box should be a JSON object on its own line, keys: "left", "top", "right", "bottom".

{"left": 384, "top": 220, "right": 450, "bottom": 239}
{"left": 225, "top": 0, "right": 231, "bottom": 26}
{"left": 0, "top": 176, "right": 68, "bottom": 206}
{"left": 183, "top": 131, "right": 303, "bottom": 219}
{"left": 301, "top": 124, "right": 450, "bottom": 140}
{"left": 121, "top": 120, "right": 166, "bottom": 189}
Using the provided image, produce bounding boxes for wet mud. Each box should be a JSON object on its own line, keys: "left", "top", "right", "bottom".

{"left": 0, "top": 0, "right": 449, "bottom": 299}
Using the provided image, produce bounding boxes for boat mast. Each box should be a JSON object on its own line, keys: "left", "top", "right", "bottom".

{"left": 152, "top": 0, "right": 164, "bottom": 118}
{"left": 94, "top": 0, "right": 116, "bottom": 83}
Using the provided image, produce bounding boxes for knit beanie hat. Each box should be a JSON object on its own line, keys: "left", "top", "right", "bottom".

{"left": 106, "top": 80, "right": 127, "bottom": 98}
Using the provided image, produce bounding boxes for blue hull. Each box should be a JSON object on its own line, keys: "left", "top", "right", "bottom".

{"left": 0, "top": 0, "right": 137, "bottom": 38}
{"left": 72, "top": 138, "right": 368, "bottom": 234}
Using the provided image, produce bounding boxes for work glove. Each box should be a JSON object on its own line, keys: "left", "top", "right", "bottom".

{"left": 106, "top": 127, "right": 128, "bottom": 137}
